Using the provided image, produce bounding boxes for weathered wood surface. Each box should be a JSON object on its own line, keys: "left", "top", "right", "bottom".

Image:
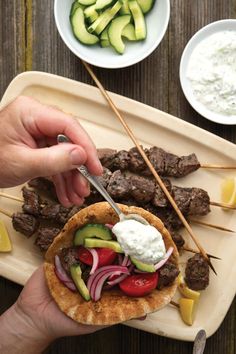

{"left": 0, "top": 1, "right": 236, "bottom": 353}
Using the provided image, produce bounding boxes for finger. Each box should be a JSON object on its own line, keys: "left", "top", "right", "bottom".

{"left": 52, "top": 174, "right": 72, "bottom": 207}
{"left": 64, "top": 171, "right": 85, "bottom": 206}
{"left": 71, "top": 170, "right": 90, "bottom": 198}
{"left": 20, "top": 97, "right": 103, "bottom": 176}
{"left": 18, "top": 144, "right": 87, "bottom": 178}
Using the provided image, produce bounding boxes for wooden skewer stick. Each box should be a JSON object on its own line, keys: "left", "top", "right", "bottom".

{"left": 82, "top": 60, "right": 217, "bottom": 275}
{"left": 182, "top": 246, "right": 221, "bottom": 260}
{"left": 0, "top": 207, "right": 12, "bottom": 218}
{"left": 0, "top": 192, "right": 23, "bottom": 203}
{"left": 190, "top": 218, "right": 235, "bottom": 233}
{"left": 201, "top": 164, "right": 236, "bottom": 169}
{"left": 170, "top": 300, "right": 179, "bottom": 308}
{"left": 210, "top": 201, "right": 236, "bottom": 210}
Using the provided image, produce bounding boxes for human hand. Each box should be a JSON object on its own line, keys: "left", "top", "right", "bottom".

{"left": 0, "top": 266, "right": 106, "bottom": 354}
{"left": 0, "top": 96, "right": 103, "bottom": 206}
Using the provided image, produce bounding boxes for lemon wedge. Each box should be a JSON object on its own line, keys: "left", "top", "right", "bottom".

{"left": 177, "top": 274, "right": 200, "bottom": 302}
{"left": 179, "top": 298, "right": 195, "bottom": 326}
{"left": 221, "top": 177, "right": 236, "bottom": 207}
{"left": 0, "top": 220, "right": 12, "bottom": 252}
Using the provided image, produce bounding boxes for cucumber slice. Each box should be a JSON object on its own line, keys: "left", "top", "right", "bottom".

{"left": 129, "top": 0, "right": 146, "bottom": 40}
{"left": 137, "top": 0, "right": 155, "bottom": 14}
{"left": 70, "top": 1, "right": 85, "bottom": 18}
{"left": 119, "top": 0, "right": 130, "bottom": 15}
{"left": 70, "top": 264, "right": 90, "bottom": 301}
{"left": 71, "top": 7, "right": 99, "bottom": 45}
{"left": 130, "top": 257, "right": 156, "bottom": 272}
{"left": 84, "top": 4, "right": 99, "bottom": 23}
{"left": 74, "top": 224, "right": 112, "bottom": 246}
{"left": 108, "top": 15, "right": 131, "bottom": 54}
{"left": 84, "top": 238, "right": 123, "bottom": 253}
{"left": 100, "top": 28, "right": 110, "bottom": 47}
{"left": 122, "top": 23, "right": 136, "bottom": 40}
{"left": 78, "top": 0, "right": 96, "bottom": 5}
{"left": 95, "top": 0, "right": 116, "bottom": 10}
{"left": 88, "top": 1, "right": 122, "bottom": 35}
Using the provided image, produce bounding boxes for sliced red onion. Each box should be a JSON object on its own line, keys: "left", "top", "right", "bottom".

{"left": 117, "top": 254, "right": 123, "bottom": 265}
{"left": 154, "top": 247, "right": 174, "bottom": 270}
{"left": 87, "top": 265, "right": 129, "bottom": 301}
{"left": 121, "top": 255, "right": 131, "bottom": 267}
{"left": 91, "top": 269, "right": 129, "bottom": 301}
{"left": 54, "top": 255, "right": 76, "bottom": 291}
{"left": 87, "top": 248, "right": 99, "bottom": 275}
{"left": 107, "top": 273, "right": 129, "bottom": 286}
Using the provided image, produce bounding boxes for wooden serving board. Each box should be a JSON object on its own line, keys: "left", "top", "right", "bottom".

{"left": 0, "top": 72, "right": 236, "bottom": 341}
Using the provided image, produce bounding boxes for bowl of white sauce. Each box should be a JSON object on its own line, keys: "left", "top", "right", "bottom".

{"left": 180, "top": 19, "right": 236, "bottom": 125}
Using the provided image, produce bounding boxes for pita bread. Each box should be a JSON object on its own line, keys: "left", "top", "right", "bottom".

{"left": 44, "top": 202, "right": 179, "bottom": 325}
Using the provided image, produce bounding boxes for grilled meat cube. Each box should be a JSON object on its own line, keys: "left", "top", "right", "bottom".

{"left": 67, "top": 205, "right": 83, "bottom": 220}
{"left": 35, "top": 227, "right": 61, "bottom": 252}
{"left": 59, "top": 247, "right": 89, "bottom": 276}
{"left": 100, "top": 149, "right": 129, "bottom": 171}
{"left": 40, "top": 203, "right": 71, "bottom": 224}
{"left": 12, "top": 212, "right": 39, "bottom": 237}
{"left": 28, "top": 177, "right": 58, "bottom": 200}
{"left": 152, "top": 178, "right": 172, "bottom": 207}
{"left": 164, "top": 152, "right": 180, "bottom": 177}
{"left": 158, "top": 262, "right": 180, "bottom": 289}
{"left": 147, "top": 147, "right": 166, "bottom": 175}
{"left": 22, "top": 187, "right": 41, "bottom": 216}
{"left": 188, "top": 188, "right": 210, "bottom": 216}
{"left": 128, "top": 147, "right": 147, "bottom": 173}
{"left": 86, "top": 167, "right": 113, "bottom": 204}
{"left": 97, "top": 148, "right": 117, "bottom": 165}
{"left": 97, "top": 167, "right": 112, "bottom": 188}
{"left": 144, "top": 204, "right": 183, "bottom": 232}
{"left": 107, "top": 170, "right": 131, "bottom": 199}
{"left": 185, "top": 254, "right": 209, "bottom": 290}
{"left": 171, "top": 232, "right": 185, "bottom": 249}
{"left": 130, "top": 174, "right": 155, "bottom": 204}
{"left": 172, "top": 186, "right": 191, "bottom": 215}
{"left": 178, "top": 153, "right": 200, "bottom": 178}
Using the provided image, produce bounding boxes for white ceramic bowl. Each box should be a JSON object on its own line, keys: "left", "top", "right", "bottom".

{"left": 180, "top": 19, "right": 236, "bottom": 125}
{"left": 54, "top": 0, "right": 170, "bottom": 69}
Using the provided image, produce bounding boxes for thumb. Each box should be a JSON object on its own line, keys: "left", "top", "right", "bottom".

{"left": 22, "top": 144, "right": 87, "bottom": 177}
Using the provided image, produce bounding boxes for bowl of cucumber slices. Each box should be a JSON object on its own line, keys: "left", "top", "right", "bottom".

{"left": 54, "top": 0, "right": 170, "bottom": 68}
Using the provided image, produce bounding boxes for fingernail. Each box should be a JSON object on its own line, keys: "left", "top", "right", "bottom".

{"left": 70, "top": 148, "right": 84, "bottom": 166}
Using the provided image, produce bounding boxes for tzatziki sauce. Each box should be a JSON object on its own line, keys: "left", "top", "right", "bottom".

{"left": 112, "top": 219, "right": 166, "bottom": 264}
{"left": 187, "top": 30, "right": 236, "bottom": 116}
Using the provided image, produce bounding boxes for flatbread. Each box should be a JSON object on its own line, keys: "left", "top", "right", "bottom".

{"left": 44, "top": 202, "right": 179, "bottom": 325}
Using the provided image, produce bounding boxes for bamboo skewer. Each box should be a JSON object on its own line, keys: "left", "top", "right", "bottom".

{"left": 190, "top": 218, "right": 235, "bottom": 233}
{"left": 0, "top": 207, "right": 12, "bottom": 218}
{"left": 201, "top": 164, "right": 236, "bottom": 169}
{"left": 210, "top": 201, "right": 236, "bottom": 210}
{"left": 82, "top": 61, "right": 217, "bottom": 275}
{"left": 0, "top": 192, "right": 23, "bottom": 203}
{"left": 182, "top": 246, "right": 221, "bottom": 260}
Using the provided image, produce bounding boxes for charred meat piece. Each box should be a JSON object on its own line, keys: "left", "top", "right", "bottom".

{"left": 147, "top": 147, "right": 166, "bottom": 176}
{"left": 107, "top": 170, "right": 131, "bottom": 199}
{"left": 100, "top": 150, "right": 130, "bottom": 171}
{"left": 40, "top": 203, "right": 71, "bottom": 224}
{"left": 173, "top": 186, "right": 210, "bottom": 216}
{"left": 22, "top": 187, "right": 41, "bottom": 216}
{"left": 28, "top": 177, "right": 58, "bottom": 200}
{"left": 178, "top": 154, "right": 200, "bottom": 178}
{"left": 97, "top": 148, "right": 117, "bottom": 165}
{"left": 158, "top": 262, "right": 180, "bottom": 289}
{"left": 128, "top": 147, "right": 147, "bottom": 173}
{"left": 171, "top": 232, "right": 185, "bottom": 249}
{"left": 188, "top": 188, "right": 210, "bottom": 216}
{"left": 152, "top": 178, "right": 172, "bottom": 208}
{"left": 12, "top": 212, "right": 39, "bottom": 237}
{"left": 59, "top": 247, "right": 89, "bottom": 276}
{"left": 130, "top": 174, "right": 155, "bottom": 204}
{"left": 87, "top": 167, "right": 113, "bottom": 204}
{"left": 185, "top": 254, "right": 209, "bottom": 290}
{"left": 67, "top": 205, "right": 83, "bottom": 220}
{"left": 35, "top": 227, "right": 61, "bottom": 252}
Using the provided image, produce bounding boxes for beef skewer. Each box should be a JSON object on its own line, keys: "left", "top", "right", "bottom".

{"left": 83, "top": 61, "right": 217, "bottom": 273}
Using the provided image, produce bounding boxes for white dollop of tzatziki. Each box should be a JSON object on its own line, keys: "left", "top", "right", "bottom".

{"left": 112, "top": 219, "right": 166, "bottom": 264}
{"left": 187, "top": 30, "right": 236, "bottom": 116}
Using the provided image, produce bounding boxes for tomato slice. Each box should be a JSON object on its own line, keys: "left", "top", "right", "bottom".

{"left": 77, "top": 246, "right": 117, "bottom": 267}
{"left": 119, "top": 273, "right": 158, "bottom": 297}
